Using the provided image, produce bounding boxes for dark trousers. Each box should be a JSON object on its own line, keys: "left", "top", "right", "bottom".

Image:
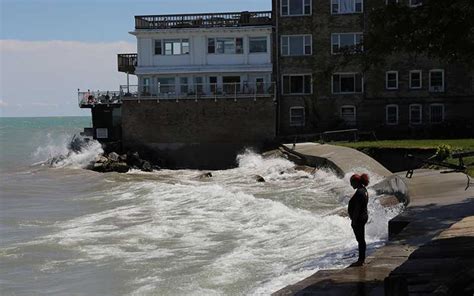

{"left": 352, "top": 222, "right": 366, "bottom": 261}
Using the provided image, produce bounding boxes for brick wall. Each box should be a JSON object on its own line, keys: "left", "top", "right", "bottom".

{"left": 273, "top": 0, "right": 474, "bottom": 138}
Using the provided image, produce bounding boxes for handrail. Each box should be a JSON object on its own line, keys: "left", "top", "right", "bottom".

{"left": 135, "top": 11, "right": 272, "bottom": 30}
{"left": 120, "top": 82, "right": 275, "bottom": 101}
{"left": 118, "top": 53, "right": 137, "bottom": 73}
{"left": 78, "top": 90, "right": 122, "bottom": 107}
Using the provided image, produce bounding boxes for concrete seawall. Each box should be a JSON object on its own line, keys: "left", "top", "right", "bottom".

{"left": 274, "top": 143, "right": 474, "bottom": 295}
{"left": 280, "top": 143, "right": 409, "bottom": 205}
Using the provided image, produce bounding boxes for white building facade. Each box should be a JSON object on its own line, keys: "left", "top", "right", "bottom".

{"left": 128, "top": 12, "right": 274, "bottom": 100}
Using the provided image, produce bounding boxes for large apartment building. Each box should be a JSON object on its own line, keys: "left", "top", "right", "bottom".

{"left": 272, "top": 0, "right": 474, "bottom": 138}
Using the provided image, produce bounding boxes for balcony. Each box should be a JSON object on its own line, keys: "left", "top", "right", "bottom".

{"left": 135, "top": 11, "right": 272, "bottom": 30}
{"left": 78, "top": 90, "right": 122, "bottom": 108}
{"left": 120, "top": 82, "right": 275, "bottom": 101}
{"left": 118, "top": 53, "right": 137, "bottom": 74}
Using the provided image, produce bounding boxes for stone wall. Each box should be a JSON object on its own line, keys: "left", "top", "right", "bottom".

{"left": 121, "top": 98, "right": 276, "bottom": 168}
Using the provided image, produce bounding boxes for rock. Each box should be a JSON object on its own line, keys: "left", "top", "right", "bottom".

{"left": 68, "top": 136, "right": 90, "bottom": 153}
{"left": 119, "top": 154, "right": 127, "bottom": 162}
{"left": 108, "top": 152, "right": 120, "bottom": 162}
{"left": 140, "top": 160, "right": 153, "bottom": 172}
{"left": 92, "top": 162, "right": 105, "bottom": 172}
{"left": 95, "top": 155, "right": 108, "bottom": 163}
{"left": 198, "top": 172, "right": 213, "bottom": 179}
{"left": 126, "top": 151, "right": 141, "bottom": 167}
{"left": 108, "top": 162, "right": 130, "bottom": 173}
{"left": 91, "top": 160, "right": 129, "bottom": 173}
{"left": 254, "top": 175, "right": 266, "bottom": 183}
{"left": 48, "top": 155, "right": 66, "bottom": 166}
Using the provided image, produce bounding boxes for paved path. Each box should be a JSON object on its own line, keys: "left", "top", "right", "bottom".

{"left": 281, "top": 143, "right": 392, "bottom": 178}
{"left": 273, "top": 170, "right": 474, "bottom": 296}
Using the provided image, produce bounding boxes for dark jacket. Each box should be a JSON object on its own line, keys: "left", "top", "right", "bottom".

{"left": 348, "top": 187, "right": 368, "bottom": 224}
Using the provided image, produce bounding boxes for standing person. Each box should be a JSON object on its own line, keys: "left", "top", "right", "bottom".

{"left": 348, "top": 173, "right": 370, "bottom": 266}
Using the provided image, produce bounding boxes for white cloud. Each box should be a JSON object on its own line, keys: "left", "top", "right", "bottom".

{"left": 0, "top": 99, "right": 8, "bottom": 108}
{"left": 0, "top": 40, "right": 137, "bottom": 117}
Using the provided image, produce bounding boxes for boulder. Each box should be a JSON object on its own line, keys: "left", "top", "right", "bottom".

{"left": 198, "top": 172, "right": 213, "bottom": 179}
{"left": 140, "top": 160, "right": 153, "bottom": 172}
{"left": 107, "top": 162, "right": 130, "bottom": 173}
{"left": 108, "top": 152, "right": 120, "bottom": 162}
{"left": 119, "top": 154, "right": 128, "bottom": 162}
{"left": 126, "top": 151, "right": 142, "bottom": 167}
{"left": 91, "top": 160, "right": 130, "bottom": 173}
{"left": 95, "top": 155, "right": 108, "bottom": 164}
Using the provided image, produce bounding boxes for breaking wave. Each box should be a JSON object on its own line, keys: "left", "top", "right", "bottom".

{"left": 32, "top": 133, "right": 103, "bottom": 169}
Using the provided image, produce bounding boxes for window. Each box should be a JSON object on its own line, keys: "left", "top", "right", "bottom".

{"left": 142, "top": 77, "right": 151, "bottom": 94}
{"left": 249, "top": 37, "right": 268, "bottom": 53}
{"left": 281, "top": 35, "right": 312, "bottom": 56}
{"left": 386, "top": 104, "right": 399, "bottom": 125}
{"left": 409, "top": 104, "right": 422, "bottom": 125}
{"left": 157, "top": 77, "right": 175, "bottom": 94}
{"left": 430, "top": 104, "right": 444, "bottom": 123}
{"left": 223, "top": 76, "right": 241, "bottom": 94}
{"left": 194, "top": 77, "right": 204, "bottom": 94}
{"left": 209, "top": 76, "right": 218, "bottom": 93}
{"left": 281, "top": 0, "right": 311, "bottom": 16}
{"left": 180, "top": 77, "right": 189, "bottom": 94}
{"left": 409, "top": 70, "right": 422, "bottom": 89}
{"left": 155, "top": 39, "right": 189, "bottom": 56}
{"left": 208, "top": 38, "right": 215, "bottom": 53}
{"left": 341, "top": 105, "right": 356, "bottom": 126}
{"left": 96, "top": 128, "right": 108, "bottom": 139}
{"left": 409, "top": 0, "right": 422, "bottom": 7}
{"left": 331, "top": 0, "right": 363, "bottom": 14}
{"left": 154, "top": 40, "right": 162, "bottom": 55}
{"left": 290, "top": 107, "right": 305, "bottom": 127}
{"left": 331, "top": 33, "right": 363, "bottom": 54}
{"left": 208, "top": 38, "right": 243, "bottom": 54}
{"left": 283, "top": 75, "right": 312, "bottom": 94}
{"left": 386, "top": 71, "right": 399, "bottom": 90}
{"left": 429, "top": 69, "right": 444, "bottom": 92}
{"left": 332, "top": 73, "right": 363, "bottom": 94}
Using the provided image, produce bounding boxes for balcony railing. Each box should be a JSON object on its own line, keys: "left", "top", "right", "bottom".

{"left": 120, "top": 82, "right": 275, "bottom": 101}
{"left": 135, "top": 11, "right": 272, "bottom": 30}
{"left": 78, "top": 90, "right": 122, "bottom": 108}
{"left": 118, "top": 53, "right": 137, "bottom": 74}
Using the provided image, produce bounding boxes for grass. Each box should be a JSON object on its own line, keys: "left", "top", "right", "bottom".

{"left": 336, "top": 139, "right": 474, "bottom": 150}
{"left": 334, "top": 139, "right": 474, "bottom": 177}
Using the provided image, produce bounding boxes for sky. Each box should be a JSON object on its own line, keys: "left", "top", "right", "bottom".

{"left": 0, "top": 0, "right": 271, "bottom": 117}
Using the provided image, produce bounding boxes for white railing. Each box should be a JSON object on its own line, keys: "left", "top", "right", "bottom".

{"left": 120, "top": 82, "right": 276, "bottom": 101}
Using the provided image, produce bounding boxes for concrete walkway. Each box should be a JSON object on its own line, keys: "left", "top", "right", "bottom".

{"left": 273, "top": 170, "right": 474, "bottom": 295}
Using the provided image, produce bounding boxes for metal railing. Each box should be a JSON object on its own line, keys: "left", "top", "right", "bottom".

{"left": 135, "top": 11, "right": 272, "bottom": 30}
{"left": 120, "top": 82, "right": 275, "bottom": 101}
{"left": 78, "top": 90, "right": 122, "bottom": 107}
{"left": 118, "top": 53, "right": 137, "bottom": 74}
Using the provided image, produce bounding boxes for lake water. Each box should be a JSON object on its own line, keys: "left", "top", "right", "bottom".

{"left": 0, "top": 117, "right": 402, "bottom": 295}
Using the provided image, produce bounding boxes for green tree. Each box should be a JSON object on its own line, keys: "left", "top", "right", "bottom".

{"left": 365, "top": 0, "right": 474, "bottom": 65}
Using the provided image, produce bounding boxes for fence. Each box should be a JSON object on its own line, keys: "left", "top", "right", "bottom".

{"left": 120, "top": 82, "right": 276, "bottom": 101}
{"left": 78, "top": 90, "right": 122, "bottom": 107}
